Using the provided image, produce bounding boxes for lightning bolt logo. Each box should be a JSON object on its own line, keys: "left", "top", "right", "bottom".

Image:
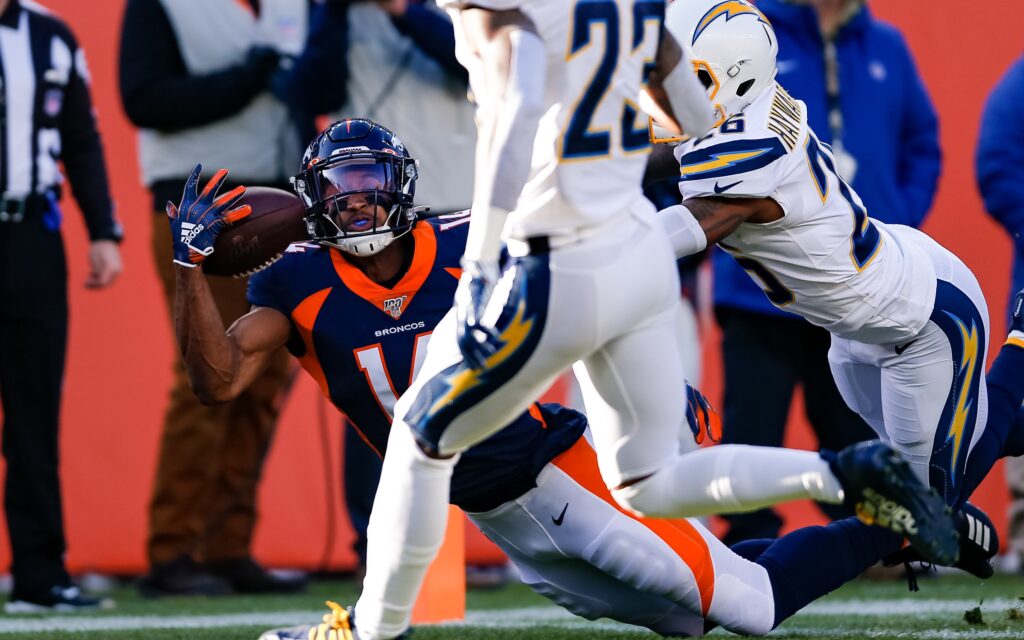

{"left": 427, "top": 300, "right": 536, "bottom": 418}
{"left": 946, "top": 314, "right": 979, "bottom": 483}
{"left": 692, "top": 1, "right": 771, "bottom": 46}
{"left": 679, "top": 148, "right": 772, "bottom": 176}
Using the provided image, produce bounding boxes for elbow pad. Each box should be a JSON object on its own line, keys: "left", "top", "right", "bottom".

{"left": 662, "top": 47, "right": 717, "bottom": 138}
{"left": 659, "top": 204, "right": 707, "bottom": 258}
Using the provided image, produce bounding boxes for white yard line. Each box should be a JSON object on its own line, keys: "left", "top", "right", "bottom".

{"left": 0, "top": 599, "right": 1019, "bottom": 635}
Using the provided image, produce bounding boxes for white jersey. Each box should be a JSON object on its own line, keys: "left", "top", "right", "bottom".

{"left": 439, "top": 0, "right": 662, "bottom": 239}
{"left": 675, "top": 83, "right": 936, "bottom": 344}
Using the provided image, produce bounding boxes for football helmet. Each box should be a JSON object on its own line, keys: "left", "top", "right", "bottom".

{"left": 666, "top": 0, "right": 778, "bottom": 123}
{"left": 292, "top": 118, "right": 418, "bottom": 256}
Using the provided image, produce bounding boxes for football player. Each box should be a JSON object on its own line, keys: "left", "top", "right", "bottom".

{"left": 167, "top": 120, "right": 949, "bottom": 640}
{"left": 652, "top": 0, "right": 1024, "bottom": 533}
{"left": 332, "top": 3, "right": 958, "bottom": 639}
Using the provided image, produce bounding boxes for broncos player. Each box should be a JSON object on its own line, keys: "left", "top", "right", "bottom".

{"left": 653, "top": 0, "right": 1024, "bottom": 536}
{"left": 167, "top": 120, "right": 951, "bottom": 640}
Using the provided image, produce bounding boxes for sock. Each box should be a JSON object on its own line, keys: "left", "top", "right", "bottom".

{"left": 613, "top": 445, "right": 844, "bottom": 518}
{"left": 354, "top": 422, "right": 457, "bottom": 640}
{"left": 729, "top": 538, "right": 775, "bottom": 562}
{"left": 756, "top": 518, "right": 903, "bottom": 628}
{"left": 959, "top": 341, "right": 1024, "bottom": 503}
{"left": 986, "top": 340, "right": 1024, "bottom": 458}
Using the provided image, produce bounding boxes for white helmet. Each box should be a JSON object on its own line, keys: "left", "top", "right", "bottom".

{"left": 666, "top": 0, "right": 778, "bottom": 122}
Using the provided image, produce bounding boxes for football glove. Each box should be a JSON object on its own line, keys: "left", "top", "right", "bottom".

{"left": 685, "top": 383, "right": 721, "bottom": 445}
{"left": 167, "top": 163, "right": 252, "bottom": 268}
{"left": 455, "top": 258, "right": 503, "bottom": 370}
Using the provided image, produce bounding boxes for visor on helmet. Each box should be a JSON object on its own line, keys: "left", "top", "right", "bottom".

{"left": 300, "top": 151, "right": 417, "bottom": 255}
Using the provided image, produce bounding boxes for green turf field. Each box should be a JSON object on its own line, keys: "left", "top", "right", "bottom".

{"left": 2, "top": 571, "right": 1023, "bottom": 639}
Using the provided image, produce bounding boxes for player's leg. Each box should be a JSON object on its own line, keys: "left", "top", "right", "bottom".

{"left": 468, "top": 439, "right": 775, "bottom": 637}
{"left": 961, "top": 287, "right": 1024, "bottom": 497}
{"left": 472, "top": 437, "right": 904, "bottom": 637}
{"left": 356, "top": 253, "right": 600, "bottom": 639}
{"left": 576, "top": 306, "right": 846, "bottom": 518}
{"left": 827, "top": 335, "right": 887, "bottom": 440}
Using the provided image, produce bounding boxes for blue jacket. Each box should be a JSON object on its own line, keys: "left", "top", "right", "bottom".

{"left": 713, "top": 0, "right": 941, "bottom": 316}
{"left": 977, "top": 55, "right": 1024, "bottom": 316}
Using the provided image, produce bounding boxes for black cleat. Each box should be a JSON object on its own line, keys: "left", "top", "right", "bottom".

{"left": 827, "top": 441, "right": 959, "bottom": 566}
{"left": 5, "top": 586, "right": 114, "bottom": 613}
{"left": 884, "top": 502, "right": 998, "bottom": 579}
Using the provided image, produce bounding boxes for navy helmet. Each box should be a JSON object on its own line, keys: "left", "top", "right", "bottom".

{"left": 292, "top": 118, "right": 419, "bottom": 256}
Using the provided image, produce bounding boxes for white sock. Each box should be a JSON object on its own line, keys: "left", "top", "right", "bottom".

{"left": 354, "top": 423, "right": 457, "bottom": 640}
{"left": 613, "top": 444, "right": 844, "bottom": 518}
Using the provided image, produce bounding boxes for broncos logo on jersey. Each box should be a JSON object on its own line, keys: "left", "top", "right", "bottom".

{"left": 692, "top": 1, "right": 771, "bottom": 46}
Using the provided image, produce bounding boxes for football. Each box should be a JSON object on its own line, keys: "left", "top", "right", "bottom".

{"left": 202, "top": 186, "right": 309, "bottom": 278}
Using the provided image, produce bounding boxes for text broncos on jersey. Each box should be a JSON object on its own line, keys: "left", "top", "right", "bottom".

{"left": 374, "top": 321, "right": 427, "bottom": 338}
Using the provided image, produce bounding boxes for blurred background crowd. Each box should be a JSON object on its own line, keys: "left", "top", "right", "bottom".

{"left": 0, "top": 0, "right": 1023, "bottom": 612}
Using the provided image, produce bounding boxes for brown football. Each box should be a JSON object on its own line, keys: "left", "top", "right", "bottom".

{"left": 202, "top": 186, "right": 309, "bottom": 278}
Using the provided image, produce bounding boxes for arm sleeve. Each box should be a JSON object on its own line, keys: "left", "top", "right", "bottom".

{"left": 59, "top": 33, "right": 121, "bottom": 242}
{"left": 977, "top": 59, "right": 1024, "bottom": 242}
{"left": 893, "top": 36, "right": 941, "bottom": 228}
{"left": 118, "top": 0, "right": 276, "bottom": 132}
{"left": 391, "top": 5, "right": 467, "bottom": 82}
{"left": 269, "top": 1, "right": 350, "bottom": 115}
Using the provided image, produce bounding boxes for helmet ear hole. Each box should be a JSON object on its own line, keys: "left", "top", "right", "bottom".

{"left": 736, "top": 79, "right": 755, "bottom": 97}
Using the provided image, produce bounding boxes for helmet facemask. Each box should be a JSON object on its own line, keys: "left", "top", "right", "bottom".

{"left": 295, "top": 151, "right": 418, "bottom": 257}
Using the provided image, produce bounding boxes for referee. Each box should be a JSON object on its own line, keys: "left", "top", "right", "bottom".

{"left": 0, "top": 0, "right": 122, "bottom": 612}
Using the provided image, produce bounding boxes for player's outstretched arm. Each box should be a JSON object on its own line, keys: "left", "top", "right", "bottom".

{"left": 456, "top": 8, "right": 546, "bottom": 264}
{"left": 166, "top": 164, "right": 290, "bottom": 404}
{"left": 452, "top": 8, "right": 547, "bottom": 368}
{"left": 658, "top": 195, "right": 783, "bottom": 258}
{"left": 646, "top": 32, "right": 717, "bottom": 139}
{"left": 173, "top": 270, "right": 290, "bottom": 405}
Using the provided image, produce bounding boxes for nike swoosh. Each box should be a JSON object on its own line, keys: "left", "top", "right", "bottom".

{"left": 895, "top": 339, "right": 916, "bottom": 356}
{"left": 714, "top": 180, "right": 742, "bottom": 194}
{"left": 552, "top": 503, "right": 568, "bottom": 526}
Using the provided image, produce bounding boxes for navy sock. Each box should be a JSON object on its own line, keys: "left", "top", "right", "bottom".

{"left": 730, "top": 538, "right": 775, "bottom": 562}
{"left": 959, "top": 343, "right": 1024, "bottom": 504}
{"left": 986, "top": 341, "right": 1024, "bottom": 458}
{"left": 755, "top": 518, "right": 903, "bottom": 628}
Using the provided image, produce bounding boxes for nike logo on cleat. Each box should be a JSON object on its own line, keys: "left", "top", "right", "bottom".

{"left": 714, "top": 180, "right": 742, "bottom": 194}
{"left": 552, "top": 503, "right": 568, "bottom": 526}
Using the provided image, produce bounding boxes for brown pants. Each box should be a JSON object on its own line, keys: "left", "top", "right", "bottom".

{"left": 148, "top": 213, "right": 292, "bottom": 565}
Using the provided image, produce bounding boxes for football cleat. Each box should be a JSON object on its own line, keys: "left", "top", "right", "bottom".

{"left": 825, "top": 441, "right": 959, "bottom": 566}
{"left": 883, "top": 502, "right": 998, "bottom": 579}
{"left": 259, "top": 601, "right": 411, "bottom": 640}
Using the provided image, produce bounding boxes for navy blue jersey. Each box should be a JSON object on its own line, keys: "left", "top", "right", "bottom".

{"left": 248, "top": 214, "right": 585, "bottom": 510}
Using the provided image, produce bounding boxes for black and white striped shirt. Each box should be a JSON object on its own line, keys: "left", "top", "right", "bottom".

{"left": 0, "top": 0, "right": 120, "bottom": 240}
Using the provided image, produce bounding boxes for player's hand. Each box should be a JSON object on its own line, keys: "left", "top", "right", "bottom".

{"left": 85, "top": 239, "right": 122, "bottom": 289}
{"left": 166, "top": 163, "right": 252, "bottom": 268}
{"left": 455, "top": 259, "right": 503, "bottom": 370}
{"left": 685, "top": 383, "right": 721, "bottom": 445}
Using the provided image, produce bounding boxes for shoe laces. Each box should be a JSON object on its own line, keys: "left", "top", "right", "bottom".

{"left": 315, "top": 601, "right": 356, "bottom": 640}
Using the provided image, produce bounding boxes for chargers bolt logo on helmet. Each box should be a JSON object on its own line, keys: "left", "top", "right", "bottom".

{"left": 666, "top": 0, "right": 778, "bottom": 125}
{"left": 291, "top": 118, "right": 420, "bottom": 257}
